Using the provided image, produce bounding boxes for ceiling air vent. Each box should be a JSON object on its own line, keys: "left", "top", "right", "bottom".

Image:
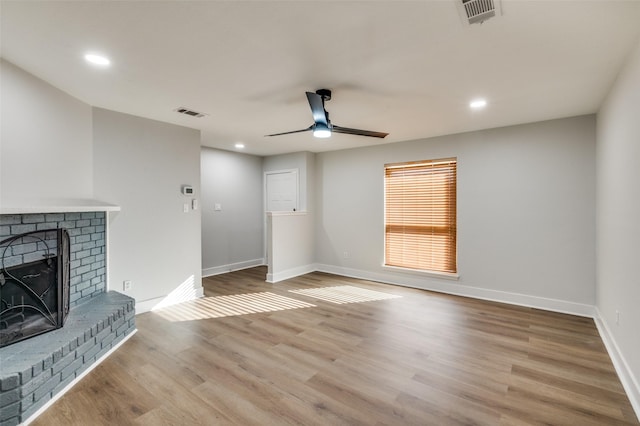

{"left": 458, "top": 0, "right": 501, "bottom": 25}
{"left": 174, "top": 107, "right": 207, "bottom": 118}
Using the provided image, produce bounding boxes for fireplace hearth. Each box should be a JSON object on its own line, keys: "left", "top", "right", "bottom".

{"left": 0, "top": 228, "right": 70, "bottom": 348}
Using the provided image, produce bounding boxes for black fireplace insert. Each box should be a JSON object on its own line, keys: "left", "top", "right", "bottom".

{"left": 0, "top": 228, "right": 70, "bottom": 348}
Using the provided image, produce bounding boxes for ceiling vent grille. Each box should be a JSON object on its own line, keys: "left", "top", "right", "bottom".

{"left": 459, "top": 0, "right": 501, "bottom": 25}
{"left": 174, "top": 107, "right": 207, "bottom": 118}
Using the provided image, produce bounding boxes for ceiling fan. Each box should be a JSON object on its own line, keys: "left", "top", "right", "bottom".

{"left": 266, "top": 89, "right": 389, "bottom": 139}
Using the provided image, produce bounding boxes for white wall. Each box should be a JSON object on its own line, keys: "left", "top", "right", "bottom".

{"left": 316, "top": 116, "right": 596, "bottom": 314}
{"left": 596, "top": 38, "right": 640, "bottom": 412}
{"left": 266, "top": 212, "right": 315, "bottom": 283}
{"left": 263, "top": 151, "right": 316, "bottom": 280}
{"left": 0, "top": 59, "right": 93, "bottom": 202}
{"left": 92, "top": 108, "right": 202, "bottom": 312}
{"left": 201, "top": 147, "right": 264, "bottom": 276}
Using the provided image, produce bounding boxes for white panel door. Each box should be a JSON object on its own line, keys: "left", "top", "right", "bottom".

{"left": 266, "top": 170, "right": 298, "bottom": 212}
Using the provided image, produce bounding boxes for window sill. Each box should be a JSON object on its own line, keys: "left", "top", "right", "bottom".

{"left": 382, "top": 264, "right": 460, "bottom": 281}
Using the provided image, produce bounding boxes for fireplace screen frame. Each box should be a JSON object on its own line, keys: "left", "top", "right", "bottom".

{"left": 0, "top": 228, "right": 70, "bottom": 348}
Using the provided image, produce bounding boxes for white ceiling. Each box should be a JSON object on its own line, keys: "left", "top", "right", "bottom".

{"left": 2, "top": 1, "right": 640, "bottom": 156}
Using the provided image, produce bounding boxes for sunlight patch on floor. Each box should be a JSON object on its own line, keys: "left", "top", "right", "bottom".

{"left": 289, "top": 285, "right": 401, "bottom": 304}
{"left": 154, "top": 292, "right": 316, "bottom": 322}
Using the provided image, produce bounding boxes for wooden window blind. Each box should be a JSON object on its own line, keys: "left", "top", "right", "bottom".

{"left": 384, "top": 158, "right": 457, "bottom": 274}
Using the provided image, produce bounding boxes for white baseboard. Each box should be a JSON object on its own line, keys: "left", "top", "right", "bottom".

{"left": 23, "top": 329, "right": 138, "bottom": 426}
{"left": 202, "top": 258, "right": 265, "bottom": 278}
{"left": 314, "top": 264, "right": 596, "bottom": 317}
{"left": 594, "top": 308, "right": 640, "bottom": 419}
{"left": 266, "top": 263, "right": 316, "bottom": 283}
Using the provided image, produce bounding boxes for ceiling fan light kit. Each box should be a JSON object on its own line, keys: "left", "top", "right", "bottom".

{"left": 312, "top": 123, "right": 332, "bottom": 138}
{"left": 266, "top": 89, "right": 388, "bottom": 140}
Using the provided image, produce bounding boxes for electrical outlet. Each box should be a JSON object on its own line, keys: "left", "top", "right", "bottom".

{"left": 616, "top": 310, "right": 620, "bottom": 325}
{"left": 123, "top": 280, "right": 132, "bottom": 291}
{"left": 343, "top": 251, "right": 350, "bottom": 259}
{"left": 183, "top": 203, "right": 189, "bottom": 213}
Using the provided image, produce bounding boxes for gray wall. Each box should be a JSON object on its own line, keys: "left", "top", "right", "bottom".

{"left": 315, "top": 115, "right": 596, "bottom": 310}
{"left": 1, "top": 61, "right": 203, "bottom": 312}
{"left": 0, "top": 59, "right": 93, "bottom": 201}
{"left": 93, "top": 108, "right": 202, "bottom": 311}
{"left": 596, "top": 37, "right": 640, "bottom": 406}
{"left": 201, "top": 147, "right": 264, "bottom": 275}
{"left": 199, "top": 150, "right": 317, "bottom": 277}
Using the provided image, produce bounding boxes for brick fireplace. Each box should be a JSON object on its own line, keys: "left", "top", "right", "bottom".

{"left": 0, "top": 210, "right": 136, "bottom": 426}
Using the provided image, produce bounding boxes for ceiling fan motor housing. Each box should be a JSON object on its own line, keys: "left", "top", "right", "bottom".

{"left": 316, "top": 89, "right": 332, "bottom": 101}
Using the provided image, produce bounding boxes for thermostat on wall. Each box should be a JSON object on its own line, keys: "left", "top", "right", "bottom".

{"left": 182, "top": 185, "right": 194, "bottom": 195}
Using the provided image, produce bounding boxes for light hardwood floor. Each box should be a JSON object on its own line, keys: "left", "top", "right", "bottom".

{"left": 32, "top": 267, "right": 638, "bottom": 425}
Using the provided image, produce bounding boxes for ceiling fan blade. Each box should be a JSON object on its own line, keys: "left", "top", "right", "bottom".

{"left": 306, "top": 92, "right": 328, "bottom": 126}
{"left": 333, "top": 125, "right": 389, "bottom": 139}
{"left": 265, "top": 125, "right": 313, "bottom": 137}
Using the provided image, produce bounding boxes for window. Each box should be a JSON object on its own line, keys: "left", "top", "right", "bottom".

{"left": 384, "top": 158, "right": 457, "bottom": 274}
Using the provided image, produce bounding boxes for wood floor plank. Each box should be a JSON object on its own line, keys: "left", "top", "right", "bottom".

{"left": 306, "top": 372, "right": 410, "bottom": 424}
{"left": 395, "top": 387, "right": 502, "bottom": 426}
{"left": 129, "top": 363, "right": 230, "bottom": 426}
{"left": 506, "top": 371, "right": 630, "bottom": 422}
{"left": 30, "top": 267, "right": 638, "bottom": 425}
{"left": 502, "top": 385, "right": 636, "bottom": 426}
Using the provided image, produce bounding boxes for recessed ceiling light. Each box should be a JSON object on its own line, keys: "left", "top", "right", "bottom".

{"left": 84, "top": 53, "right": 110, "bottom": 66}
{"left": 235, "top": 143, "right": 245, "bottom": 149}
{"left": 470, "top": 99, "right": 487, "bottom": 109}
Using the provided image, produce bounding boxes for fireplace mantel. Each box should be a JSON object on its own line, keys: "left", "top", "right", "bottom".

{"left": 0, "top": 198, "right": 121, "bottom": 214}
